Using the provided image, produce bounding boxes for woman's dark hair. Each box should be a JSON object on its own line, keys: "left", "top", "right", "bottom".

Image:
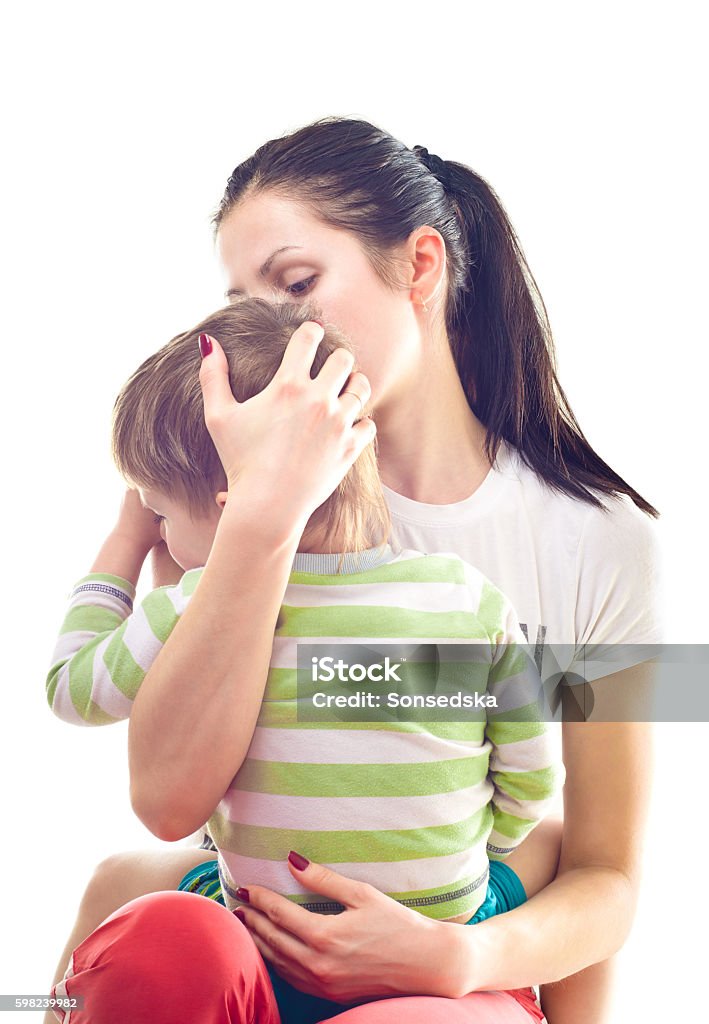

{"left": 214, "top": 117, "right": 657, "bottom": 516}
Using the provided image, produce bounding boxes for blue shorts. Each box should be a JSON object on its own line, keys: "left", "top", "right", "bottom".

{"left": 178, "top": 860, "right": 527, "bottom": 1024}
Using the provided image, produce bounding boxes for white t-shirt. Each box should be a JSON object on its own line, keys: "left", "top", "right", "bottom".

{"left": 383, "top": 442, "right": 662, "bottom": 689}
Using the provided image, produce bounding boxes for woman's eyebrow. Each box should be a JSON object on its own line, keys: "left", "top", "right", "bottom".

{"left": 259, "top": 245, "right": 303, "bottom": 276}
{"left": 225, "top": 245, "right": 304, "bottom": 299}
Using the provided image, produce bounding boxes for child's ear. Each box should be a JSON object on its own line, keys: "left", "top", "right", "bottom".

{"left": 215, "top": 491, "right": 228, "bottom": 512}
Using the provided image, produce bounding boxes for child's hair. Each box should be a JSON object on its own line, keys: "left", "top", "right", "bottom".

{"left": 112, "top": 299, "right": 391, "bottom": 555}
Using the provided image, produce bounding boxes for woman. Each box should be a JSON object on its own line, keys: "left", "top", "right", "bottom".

{"left": 70, "top": 118, "right": 659, "bottom": 1022}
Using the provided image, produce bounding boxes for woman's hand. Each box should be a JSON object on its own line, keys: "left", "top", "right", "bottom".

{"left": 198, "top": 321, "right": 375, "bottom": 540}
{"left": 233, "top": 856, "right": 466, "bottom": 1003}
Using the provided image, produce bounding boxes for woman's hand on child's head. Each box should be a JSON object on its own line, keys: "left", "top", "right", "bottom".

{"left": 198, "top": 324, "right": 376, "bottom": 537}
{"left": 231, "top": 855, "right": 467, "bottom": 1003}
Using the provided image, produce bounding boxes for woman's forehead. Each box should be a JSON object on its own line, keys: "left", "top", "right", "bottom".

{"left": 217, "top": 192, "right": 353, "bottom": 283}
{"left": 218, "top": 192, "right": 320, "bottom": 255}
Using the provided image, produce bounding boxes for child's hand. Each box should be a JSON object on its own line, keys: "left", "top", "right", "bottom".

{"left": 89, "top": 489, "right": 164, "bottom": 584}
{"left": 151, "top": 540, "right": 184, "bottom": 588}
{"left": 113, "top": 488, "right": 164, "bottom": 553}
{"left": 198, "top": 322, "right": 375, "bottom": 539}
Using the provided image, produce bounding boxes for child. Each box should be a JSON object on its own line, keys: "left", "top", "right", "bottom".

{"left": 46, "top": 299, "right": 563, "bottom": 1021}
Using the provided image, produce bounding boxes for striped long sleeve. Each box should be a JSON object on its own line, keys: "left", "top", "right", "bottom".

{"left": 46, "top": 570, "right": 200, "bottom": 725}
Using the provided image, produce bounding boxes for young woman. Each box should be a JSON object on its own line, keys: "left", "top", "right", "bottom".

{"left": 63, "top": 118, "right": 660, "bottom": 1023}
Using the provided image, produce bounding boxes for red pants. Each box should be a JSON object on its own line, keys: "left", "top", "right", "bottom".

{"left": 52, "top": 891, "right": 544, "bottom": 1023}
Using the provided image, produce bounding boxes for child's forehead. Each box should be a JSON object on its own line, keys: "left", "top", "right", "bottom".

{"left": 138, "top": 485, "right": 203, "bottom": 520}
{"left": 137, "top": 486, "right": 170, "bottom": 509}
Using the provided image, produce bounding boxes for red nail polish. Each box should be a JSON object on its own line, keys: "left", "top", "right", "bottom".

{"left": 288, "top": 850, "right": 310, "bottom": 871}
{"left": 198, "top": 333, "right": 213, "bottom": 358}
{"left": 234, "top": 908, "right": 246, "bottom": 923}
{"left": 236, "top": 887, "right": 250, "bottom": 902}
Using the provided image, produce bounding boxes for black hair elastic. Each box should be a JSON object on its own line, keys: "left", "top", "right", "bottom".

{"left": 413, "top": 146, "right": 451, "bottom": 192}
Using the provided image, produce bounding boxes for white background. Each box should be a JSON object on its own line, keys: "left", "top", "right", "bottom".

{"left": 1, "top": 2, "right": 707, "bottom": 1021}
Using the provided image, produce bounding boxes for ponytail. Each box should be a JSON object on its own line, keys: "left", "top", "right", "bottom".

{"left": 420, "top": 152, "right": 658, "bottom": 516}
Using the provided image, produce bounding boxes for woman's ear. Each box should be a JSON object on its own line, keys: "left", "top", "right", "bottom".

{"left": 406, "top": 225, "right": 447, "bottom": 311}
{"left": 215, "top": 491, "right": 228, "bottom": 512}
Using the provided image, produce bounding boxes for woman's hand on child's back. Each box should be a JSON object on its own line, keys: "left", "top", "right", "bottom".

{"left": 233, "top": 855, "right": 469, "bottom": 1003}
{"left": 198, "top": 322, "right": 376, "bottom": 538}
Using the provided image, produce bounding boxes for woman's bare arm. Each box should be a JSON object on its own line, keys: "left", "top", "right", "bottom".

{"left": 128, "top": 324, "right": 375, "bottom": 841}
{"left": 536, "top": 714, "right": 653, "bottom": 1023}
{"left": 460, "top": 720, "right": 652, "bottom": 991}
{"left": 128, "top": 498, "right": 303, "bottom": 840}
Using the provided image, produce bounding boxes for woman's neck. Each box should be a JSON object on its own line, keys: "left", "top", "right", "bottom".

{"left": 374, "top": 340, "right": 491, "bottom": 504}
{"left": 297, "top": 336, "right": 491, "bottom": 555}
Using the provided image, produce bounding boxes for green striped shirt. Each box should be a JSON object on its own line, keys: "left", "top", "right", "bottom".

{"left": 47, "top": 544, "right": 563, "bottom": 919}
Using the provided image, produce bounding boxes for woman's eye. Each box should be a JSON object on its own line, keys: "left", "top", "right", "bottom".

{"left": 153, "top": 514, "right": 165, "bottom": 525}
{"left": 284, "top": 275, "right": 316, "bottom": 297}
